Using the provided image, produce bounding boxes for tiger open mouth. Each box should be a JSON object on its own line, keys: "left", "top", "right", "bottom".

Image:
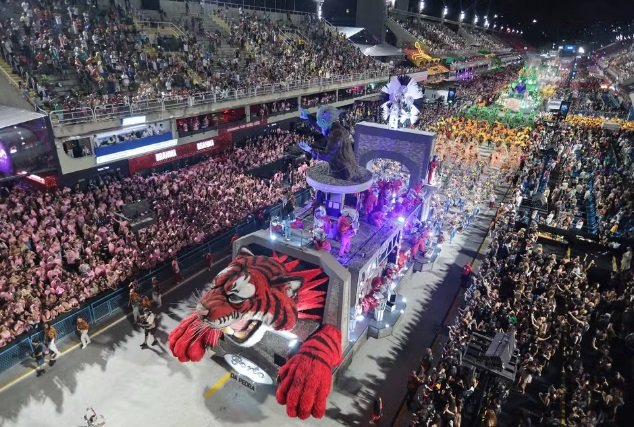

{"left": 210, "top": 318, "right": 263, "bottom": 344}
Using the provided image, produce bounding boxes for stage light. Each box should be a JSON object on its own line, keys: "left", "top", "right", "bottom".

{"left": 473, "top": 15, "right": 479, "bottom": 25}
{"left": 270, "top": 233, "right": 277, "bottom": 241}
{"left": 459, "top": 11, "right": 465, "bottom": 22}
{"left": 397, "top": 216, "right": 405, "bottom": 223}
{"left": 419, "top": 1, "right": 424, "bottom": 12}
{"left": 442, "top": 6, "right": 448, "bottom": 17}
{"left": 494, "top": 14, "right": 498, "bottom": 18}
{"left": 532, "top": 19, "right": 537, "bottom": 23}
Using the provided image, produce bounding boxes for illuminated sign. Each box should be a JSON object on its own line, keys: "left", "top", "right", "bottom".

{"left": 26, "top": 174, "right": 46, "bottom": 185}
{"left": 121, "top": 115, "right": 147, "bottom": 126}
{"left": 196, "top": 139, "right": 215, "bottom": 151}
{"left": 223, "top": 354, "right": 273, "bottom": 385}
{"left": 95, "top": 139, "right": 178, "bottom": 164}
{"left": 155, "top": 149, "right": 177, "bottom": 162}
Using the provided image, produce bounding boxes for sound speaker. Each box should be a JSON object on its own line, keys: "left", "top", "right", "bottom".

{"left": 481, "top": 332, "right": 515, "bottom": 370}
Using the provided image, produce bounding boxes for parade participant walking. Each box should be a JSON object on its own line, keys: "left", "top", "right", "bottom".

{"left": 151, "top": 277, "right": 162, "bottom": 308}
{"left": 129, "top": 285, "right": 141, "bottom": 325}
{"left": 139, "top": 307, "right": 158, "bottom": 348}
{"left": 31, "top": 339, "right": 47, "bottom": 377}
{"left": 43, "top": 323, "right": 61, "bottom": 363}
{"left": 77, "top": 317, "right": 91, "bottom": 349}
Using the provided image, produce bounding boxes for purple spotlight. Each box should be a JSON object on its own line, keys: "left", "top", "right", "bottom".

{"left": 0, "top": 141, "right": 13, "bottom": 176}
{"left": 397, "top": 216, "right": 405, "bottom": 223}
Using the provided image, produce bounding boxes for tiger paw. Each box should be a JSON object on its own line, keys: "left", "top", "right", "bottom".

{"left": 275, "top": 324, "right": 342, "bottom": 419}
{"left": 168, "top": 314, "right": 222, "bottom": 362}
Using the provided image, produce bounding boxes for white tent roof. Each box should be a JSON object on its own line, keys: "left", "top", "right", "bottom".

{"left": 354, "top": 43, "right": 405, "bottom": 57}
{"left": 0, "top": 106, "right": 46, "bottom": 128}
{"left": 336, "top": 27, "right": 364, "bottom": 39}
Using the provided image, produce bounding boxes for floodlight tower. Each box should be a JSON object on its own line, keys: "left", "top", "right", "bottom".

{"left": 314, "top": 0, "right": 324, "bottom": 20}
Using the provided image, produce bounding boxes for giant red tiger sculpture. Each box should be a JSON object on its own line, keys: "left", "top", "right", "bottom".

{"left": 168, "top": 248, "right": 342, "bottom": 420}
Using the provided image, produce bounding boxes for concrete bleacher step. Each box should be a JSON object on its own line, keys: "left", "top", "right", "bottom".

{"left": 478, "top": 144, "right": 494, "bottom": 160}
{"left": 0, "top": 59, "right": 20, "bottom": 87}
{"left": 211, "top": 14, "right": 231, "bottom": 33}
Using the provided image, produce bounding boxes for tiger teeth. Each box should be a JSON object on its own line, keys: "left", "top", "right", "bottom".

{"left": 233, "top": 330, "right": 248, "bottom": 339}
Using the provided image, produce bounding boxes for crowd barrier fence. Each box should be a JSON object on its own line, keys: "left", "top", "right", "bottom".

{"left": 0, "top": 188, "right": 311, "bottom": 376}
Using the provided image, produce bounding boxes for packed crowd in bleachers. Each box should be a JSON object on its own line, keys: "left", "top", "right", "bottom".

{"left": 393, "top": 17, "right": 467, "bottom": 55}
{"left": 0, "top": 0, "right": 389, "bottom": 114}
{"left": 0, "top": 129, "right": 312, "bottom": 347}
{"left": 606, "top": 46, "right": 634, "bottom": 80}
{"left": 463, "top": 28, "right": 508, "bottom": 51}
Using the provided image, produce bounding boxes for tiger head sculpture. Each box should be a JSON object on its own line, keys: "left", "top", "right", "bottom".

{"left": 169, "top": 248, "right": 328, "bottom": 359}
{"left": 196, "top": 250, "right": 316, "bottom": 347}
{"left": 169, "top": 248, "right": 343, "bottom": 420}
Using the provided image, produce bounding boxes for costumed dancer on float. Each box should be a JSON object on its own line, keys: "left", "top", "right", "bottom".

{"left": 312, "top": 228, "right": 332, "bottom": 252}
{"left": 337, "top": 210, "right": 358, "bottom": 259}
{"left": 427, "top": 155, "right": 438, "bottom": 185}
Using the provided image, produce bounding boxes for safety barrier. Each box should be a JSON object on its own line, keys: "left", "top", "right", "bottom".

{"left": 0, "top": 188, "right": 311, "bottom": 375}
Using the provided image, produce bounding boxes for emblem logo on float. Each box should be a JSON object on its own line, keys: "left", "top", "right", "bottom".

{"left": 155, "top": 149, "right": 177, "bottom": 162}
{"left": 224, "top": 354, "right": 273, "bottom": 385}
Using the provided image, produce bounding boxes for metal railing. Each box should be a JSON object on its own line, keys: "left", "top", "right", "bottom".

{"left": 46, "top": 71, "right": 391, "bottom": 126}
{"left": 0, "top": 188, "right": 311, "bottom": 375}
{"left": 135, "top": 20, "right": 187, "bottom": 38}
{"left": 202, "top": 0, "right": 313, "bottom": 16}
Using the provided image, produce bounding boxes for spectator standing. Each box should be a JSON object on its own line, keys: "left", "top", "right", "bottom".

{"left": 171, "top": 258, "right": 182, "bottom": 283}
{"left": 406, "top": 370, "right": 424, "bottom": 403}
{"left": 76, "top": 317, "right": 91, "bottom": 349}
{"left": 420, "top": 347, "right": 434, "bottom": 373}
{"left": 204, "top": 251, "right": 215, "bottom": 271}
{"left": 43, "top": 323, "right": 61, "bottom": 363}
{"left": 31, "top": 339, "right": 47, "bottom": 377}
